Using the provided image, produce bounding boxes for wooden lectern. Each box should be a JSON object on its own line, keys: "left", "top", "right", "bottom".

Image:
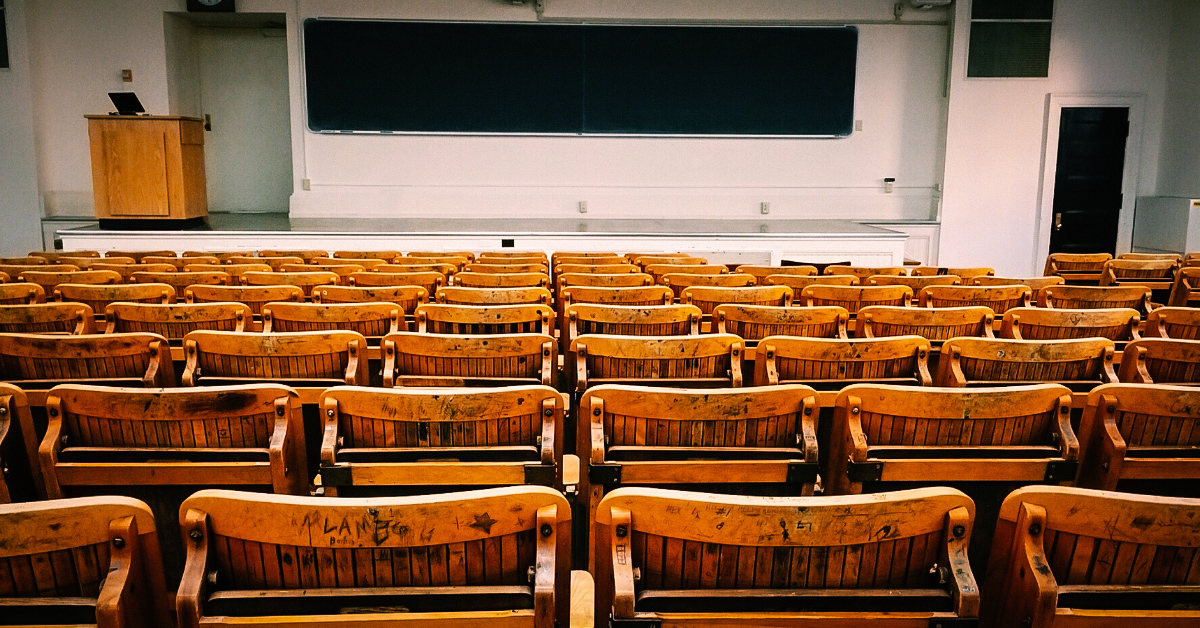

{"left": 86, "top": 115, "right": 208, "bottom": 229}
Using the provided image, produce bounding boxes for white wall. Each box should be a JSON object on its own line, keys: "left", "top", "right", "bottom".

{"left": 940, "top": 0, "right": 1172, "bottom": 276}
{"left": 0, "top": 0, "right": 46, "bottom": 255}
{"left": 1157, "top": 0, "right": 1200, "bottom": 197}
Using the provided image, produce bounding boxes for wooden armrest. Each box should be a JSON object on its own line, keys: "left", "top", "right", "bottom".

{"left": 942, "top": 506, "right": 979, "bottom": 617}
{"left": 319, "top": 397, "right": 340, "bottom": 468}
{"left": 95, "top": 515, "right": 139, "bottom": 628}
{"left": 610, "top": 507, "right": 635, "bottom": 619}
{"left": 38, "top": 407, "right": 65, "bottom": 499}
{"left": 534, "top": 504, "right": 557, "bottom": 628}
{"left": 539, "top": 398, "right": 555, "bottom": 467}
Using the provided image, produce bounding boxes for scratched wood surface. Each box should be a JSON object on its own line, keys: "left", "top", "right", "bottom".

{"left": 105, "top": 249, "right": 177, "bottom": 261}
{"left": 2, "top": 263, "right": 79, "bottom": 279}
{"left": 0, "top": 382, "right": 38, "bottom": 499}
{"left": 910, "top": 266, "right": 995, "bottom": 279}
{"left": 312, "top": 257, "right": 389, "bottom": 271}
{"left": 571, "top": 334, "right": 744, "bottom": 391}
{"left": 455, "top": 272, "right": 551, "bottom": 289}
{"left": 554, "top": 263, "right": 639, "bottom": 277}
{"left": 919, "top": 285, "right": 1032, "bottom": 314}
{"left": 754, "top": 335, "right": 932, "bottom": 387}
{"left": 823, "top": 265, "right": 909, "bottom": 280}
{"left": 975, "top": 275, "right": 1065, "bottom": 304}
{"left": 382, "top": 332, "right": 556, "bottom": 387}
{"left": 141, "top": 255, "right": 220, "bottom": 269}
{"left": 936, "top": 337, "right": 1117, "bottom": 388}
{"left": 567, "top": 304, "right": 700, "bottom": 345}
{"left": 187, "top": 285, "right": 305, "bottom": 316}
{"left": 183, "top": 263, "right": 273, "bottom": 281}
{"left": 465, "top": 263, "right": 549, "bottom": 275}
{"left": 984, "top": 486, "right": 1200, "bottom": 628}
{"left": 733, "top": 265, "right": 818, "bottom": 282}
{"left": 18, "top": 270, "right": 119, "bottom": 295}
{"left": 827, "top": 383, "right": 1075, "bottom": 494}
{"left": 54, "top": 283, "right": 176, "bottom": 315}
{"left": 1002, "top": 307, "right": 1140, "bottom": 342}
{"left": 178, "top": 487, "right": 571, "bottom": 627}
{"left": 595, "top": 486, "right": 978, "bottom": 623}
{"left": 868, "top": 274, "right": 962, "bottom": 291}
{"left": 229, "top": 256, "right": 306, "bottom": 271}
{"left": 88, "top": 263, "right": 177, "bottom": 281}
{"left": 1167, "top": 267, "right": 1200, "bottom": 307}
{"left": 280, "top": 263, "right": 364, "bottom": 285}
{"left": 1077, "top": 383, "right": 1200, "bottom": 490}
{"left": 715, "top": 304, "right": 848, "bottom": 341}
{"left": 263, "top": 302, "right": 404, "bottom": 337}
{"left": 183, "top": 330, "right": 369, "bottom": 387}
{"left": 130, "top": 271, "right": 231, "bottom": 292}
{"left": 858, "top": 305, "right": 994, "bottom": 341}
{"left": 437, "top": 287, "right": 553, "bottom": 307}
{"left": 645, "top": 264, "right": 728, "bottom": 284}
{"left": 1100, "top": 258, "right": 1179, "bottom": 289}
{"left": 41, "top": 383, "right": 307, "bottom": 496}
{"left": 661, "top": 273, "right": 756, "bottom": 300}
{"left": 556, "top": 273, "right": 651, "bottom": 295}
{"left": 349, "top": 271, "right": 443, "bottom": 295}
{"left": 478, "top": 251, "right": 548, "bottom": 262}
{"left": 0, "top": 303, "right": 94, "bottom": 334}
{"left": 376, "top": 262, "right": 460, "bottom": 277}
{"left": 315, "top": 285, "right": 429, "bottom": 315}
{"left": 256, "top": 250, "right": 327, "bottom": 261}
{"left": 682, "top": 286, "right": 793, "bottom": 317}
{"left": 800, "top": 285, "right": 912, "bottom": 316}
{"left": 332, "top": 250, "right": 401, "bottom": 261}
{"left": 1146, "top": 306, "right": 1200, "bottom": 339}
{"left": 0, "top": 332, "right": 174, "bottom": 388}
{"left": 30, "top": 250, "right": 101, "bottom": 262}
{"left": 242, "top": 272, "right": 342, "bottom": 297}
{"left": 418, "top": 303, "right": 554, "bottom": 336}
{"left": 0, "top": 494, "right": 172, "bottom": 627}
{"left": 1118, "top": 338, "right": 1200, "bottom": 384}
{"left": 632, "top": 255, "right": 707, "bottom": 268}
{"left": 105, "top": 302, "right": 248, "bottom": 339}
{"left": 1040, "top": 285, "right": 1154, "bottom": 314}
{"left": 182, "top": 251, "right": 247, "bottom": 262}
{"left": 1044, "top": 253, "right": 1111, "bottom": 279}
{"left": 765, "top": 273, "right": 859, "bottom": 290}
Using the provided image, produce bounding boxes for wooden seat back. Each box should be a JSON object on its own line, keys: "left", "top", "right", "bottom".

{"left": 1044, "top": 252, "right": 1111, "bottom": 282}
{"left": 186, "top": 284, "right": 304, "bottom": 316}
{"left": 1002, "top": 307, "right": 1140, "bottom": 341}
{"left": 398, "top": 255, "right": 470, "bottom": 269}
{"left": 256, "top": 249, "right": 327, "bottom": 261}
{"left": 330, "top": 249, "right": 399, "bottom": 261}
{"left": 553, "top": 262, "right": 638, "bottom": 276}
{"left": 1118, "top": 337, "right": 1200, "bottom": 384}
{"left": 182, "top": 330, "right": 369, "bottom": 387}
{"left": 632, "top": 255, "right": 707, "bottom": 268}
{"left": 376, "top": 262, "right": 459, "bottom": 276}
{"left": 567, "top": 304, "right": 701, "bottom": 345}
{"left": 0, "top": 256, "right": 47, "bottom": 265}
{"left": 417, "top": 303, "right": 554, "bottom": 335}
{"left": 319, "top": 385, "right": 564, "bottom": 494}
{"left": 142, "top": 255, "right": 219, "bottom": 269}
{"left": 911, "top": 266, "right": 995, "bottom": 278}
{"left": 644, "top": 263, "right": 728, "bottom": 284}
{"left": 478, "top": 250, "right": 548, "bottom": 261}
{"left": 89, "top": 263, "right": 177, "bottom": 281}
{"left": 1119, "top": 252, "right": 1182, "bottom": 261}
{"left": 800, "top": 284, "right": 912, "bottom": 316}
{"left": 280, "top": 263, "right": 363, "bottom": 284}
{"left": 1146, "top": 305, "right": 1200, "bottom": 339}
{"left": 936, "top": 337, "right": 1117, "bottom": 389}
{"left": 349, "top": 270, "right": 443, "bottom": 295}
{"left": 715, "top": 304, "right": 848, "bottom": 340}
{"left": 870, "top": 274, "right": 962, "bottom": 291}
{"left": 64, "top": 256, "right": 136, "bottom": 269}
{"left": 312, "top": 285, "right": 429, "bottom": 314}
{"left": 824, "top": 265, "right": 908, "bottom": 280}
{"left": 681, "top": 285, "right": 792, "bottom": 316}
{"left": 105, "top": 250, "right": 176, "bottom": 261}
{"left": 0, "top": 302, "right": 95, "bottom": 334}
{"left": 382, "top": 332, "right": 556, "bottom": 387}
{"left": 596, "top": 486, "right": 977, "bottom": 624}
{"left": 983, "top": 486, "right": 1200, "bottom": 628}
{"left": 29, "top": 250, "right": 101, "bottom": 262}
{"left": 1100, "top": 258, "right": 1179, "bottom": 289}
{"left": 437, "top": 286, "right": 553, "bottom": 306}
{"left": 404, "top": 250, "right": 475, "bottom": 262}
{"left": 571, "top": 333, "right": 744, "bottom": 391}
{"left": 183, "top": 263, "right": 272, "bottom": 280}
{"left": 660, "top": 272, "right": 755, "bottom": 300}
{"left": 755, "top": 335, "right": 933, "bottom": 387}
{"left": 0, "top": 383, "right": 37, "bottom": 500}
{"left": 41, "top": 384, "right": 307, "bottom": 497}
{"left": 455, "top": 271, "right": 551, "bottom": 289}
{"left": 1039, "top": 284, "right": 1152, "bottom": 314}
{"left": 0, "top": 495, "right": 171, "bottom": 627}
{"left": 1077, "top": 383, "right": 1200, "bottom": 490}
{"left": 974, "top": 275, "right": 1064, "bottom": 303}
{"left": 242, "top": 271, "right": 341, "bottom": 296}
{"left": 183, "top": 251, "right": 248, "bottom": 262}
{"left": 552, "top": 252, "right": 621, "bottom": 265}
{"left": 465, "top": 262, "right": 549, "bottom": 275}
{"left": 766, "top": 273, "right": 859, "bottom": 290}
{"left": 919, "top": 284, "right": 1032, "bottom": 313}
{"left": 733, "top": 264, "right": 818, "bottom": 282}
{"left": 228, "top": 255, "right": 305, "bottom": 271}
{"left": 262, "top": 301, "right": 404, "bottom": 337}
{"left": 311, "top": 257, "right": 388, "bottom": 270}
{"left": 105, "top": 302, "right": 248, "bottom": 340}
{"left": 54, "top": 283, "right": 176, "bottom": 315}
{"left": 176, "top": 487, "right": 570, "bottom": 627}
{"left": 477, "top": 256, "right": 548, "bottom": 266}
{"left": 130, "top": 270, "right": 231, "bottom": 292}
{"left": 858, "top": 305, "right": 994, "bottom": 341}
{"left": 1167, "top": 266, "right": 1200, "bottom": 306}
{"left": 560, "top": 285, "right": 672, "bottom": 307}
{"left": 0, "top": 332, "right": 175, "bottom": 389}
{"left": 556, "top": 273, "right": 653, "bottom": 294}
{"left": 827, "top": 384, "right": 1076, "bottom": 495}
{"left": 18, "top": 269, "right": 118, "bottom": 294}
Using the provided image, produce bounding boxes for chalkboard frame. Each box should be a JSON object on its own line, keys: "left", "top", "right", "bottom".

{"left": 302, "top": 19, "right": 858, "bottom": 138}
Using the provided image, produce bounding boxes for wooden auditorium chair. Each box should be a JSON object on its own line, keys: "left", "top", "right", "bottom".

{"left": 241, "top": 270, "right": 341, "bottom": 296}
{"left": 800, "top": 284, "right": 913, "bottom": 316}
{"left": 918, "top": 284, "right": 1032, "bottom": 314}
{"left": 595, "top": 486, "right": 979, "bottom": 627}
{"left": 911, "top": 266, "right": 995, "bottom": 278}
{"left": 417, "top": 303, "right": 555, "bottom": 335}
{"left": 314, "top": 285, "right": 429, "bottom": 315}
{"left": 826, "top": 384, "right": 1078, "bottom": 496}
{"left": 823, "top": 264, "right": 908, "bottom": 280}
{"left": 331, "top": 249, "right": 398, "bottom": 261}
{"left": 680, "top": 284, "right": 793, "bottom": 319}
{"left": 714, "top": 304, "right": 849, "bottom": 342}
{"left": 436, "top": 286, "right": 553, "bottom": 306}
{"left": 869, "top": 273, "right": 962, "bottom": 291}
{"left": 983, "top": 486, "right": 1200, "bottom": 628}
{"left": 262, "top": 301, "right": 405, "bottom": 339}
{"left": 182, "top": 330, "right": 369, "bottom": 389}
{"left": 1167, "top": 266, "right": 1200, "bottom": 306}
{"left": 29, "top": 250, "right": 101, "bottom": 262}
{"left": 0, "top": 256, "right": 47, "bottom": 266}
{"left": 643, "top": 263, "right": 728, "bottom": 284}
{"left": 228, "top": 255, "right": 305, "bottom": 271}
{"left": 1076, "top": 383, "right": 1200, "bottom": 490}
{"left": 104, "top": 249, "right": 176, "bottom": 262}
{"left": 558, "top": 284, "right": 672, "bottom": 339}
{"left": 1146, "top": 305, "right": 1200, "bottom": 339}
{"left": 478, "top": 250, "right": 548, "bottom": 261}
{"left": 1119, "top": 252, "right": 1182, "bottom": 261}
{"left": 39, "top": 384, "right": 307, "bottom": 498}
{"left": 130, "top": 270, "right": 231, "bottom": 292}
{"left": 1, "top": 263, "right": 79, "bottom": 281}
{"left": 0, "top": 495, "right": 172, "bottom": 627}
{"left": 105, "top": 302, "right": 250, "bottom": 342}
{"left": 571, "top": 333, "right": 745, "bottom": 393}
{"left": 1099, "top": 258, "right": 1179, "bottom": 292}
{"left": 766, "top": 273, "right": 859, "bottom": 290}
{"left": 754, "top": 335, "right": 933, "bottom": 388}
{"left": 184, "top": 262, "right": 272, "bottom": 281}
{"left": 349, "top": 269, "right": 444, "bottom": 295}
{"left": 565, "top": 304, "right": 700, "bottom": 346}
{"left": 311, "top": 256, "right": 389, "bottom": 270}
{"left": 1001, "top": 307, "right": 1141, "bottom": 342}
{"left": 0, "top": 332, "right": 175, "bottom": 392}
{"left": 141, "top": 254, "right": 219, "bottom": 269}
{"left": 454, "top": 271, "right": 551, "bottom": 289}
{"left": 631, "top": 254, "right": 707, "bottom": 268}
{"left": 554, "top": 262, "right": 640, "bottom": 276}
{"left": 258, "top": 249, "right": 327, "bottom": 261}
{"left": 1039, "top": 284, "right": 1153, "bottom": 314}
{"left": 464, "top": 262, "right": 549, "bottom": 275}
{"left": 660, "top": 272, "right": 756, "bottom": 300}
{"left": 975, "top": 275, "right": 1065, "bottom": 303}
{"left": 87, "top": 262, "right": 176, "bottom": 281}
{"left": 382, "top": 331, "right": 556, "bottom": 387}
{"left": 1117, "top": 337, "right": 1200, "bottom": 384}
{"left": 733, "top": 264, "right": 818, "bottom": 283}
{"left": 59, "top": 256, "right": 133, "bottom": 269}
{"left": 0, "top": 302, "right": 95, "bottom": 334}
{"left": 54, "top": 283, "right": 176, "bottom": 318}
{"left": 405, "top": 250, "right": 475, "bottom": 262}
{"left": 186, "top": 284, "right": 305, "bottom": 317}
{"left": 578, "top": 384, "right": 820, "bottom": 567}
{"left": 18, "top": 269, "right": 118, "bottom": 295}
{"left": 858, "top": 305, "right": 995, "bottom": 342}
{"left": 0, "top": 383, "right": 37, "bottom": 500}
{"left": 936, "top": 337, "right": 1117, "bottom": 390}
{"left": 179, "top": 491, "right": 571, "bottom": 627}
{"left": 280, "top": 262, "right": 364, "bottom": 284}
{"left": 318, "top": 385, "right": 564, "bottom": 495}
{"left": 1043, "top": 252, "right": 1111, "bottom": 284}
{"left": 376, "top": 262, "right": 459, "bottom": 278}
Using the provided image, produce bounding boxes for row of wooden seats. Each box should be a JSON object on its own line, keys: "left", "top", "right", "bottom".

{"left": 5, "top": 483, "right": 1199, "bottom": 628}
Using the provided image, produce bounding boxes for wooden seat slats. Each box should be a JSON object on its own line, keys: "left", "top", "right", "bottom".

{"left": 571, "top": 333, "right": 745, "bottom": 392}
{"left": 382, "top": 332, "right": 556, "bottom": 388}
{"left": 1077, "top": 383, "right": 1200, "bottom": 489}
{"left": 1118, "top": 337, "right": 1200, "bottom": 384}
{"left": 182, "top": 330, "right": 369, "bottom": 387}
{"left": 754, "top": 335, "right": 933, "bottom": 388}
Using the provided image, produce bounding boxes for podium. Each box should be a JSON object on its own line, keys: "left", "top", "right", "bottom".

{"left": 86, "top": 115, "right": 208, "bottom": 229}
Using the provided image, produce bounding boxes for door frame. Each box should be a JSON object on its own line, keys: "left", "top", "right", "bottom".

{"left": 1034, "top": 93, "right": 1145, "bottom": 268}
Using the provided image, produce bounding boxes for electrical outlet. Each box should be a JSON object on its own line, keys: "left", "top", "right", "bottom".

{"left": 760, "top": 202, "right": 770, "bottom": 215}
{"left": 120, "top": 69, "right": 133, "bottom": 82}
{"left": 579, "top": 201, "right": 588, "bottom": 214}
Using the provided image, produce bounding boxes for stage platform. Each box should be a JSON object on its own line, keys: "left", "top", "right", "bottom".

{"left": 56, "top": 213, "right": 908, "bottom": 265}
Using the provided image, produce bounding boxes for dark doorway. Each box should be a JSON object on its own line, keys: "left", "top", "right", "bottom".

{"left": 1049, "top": 107, "right": 1129, "bottom": 255}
